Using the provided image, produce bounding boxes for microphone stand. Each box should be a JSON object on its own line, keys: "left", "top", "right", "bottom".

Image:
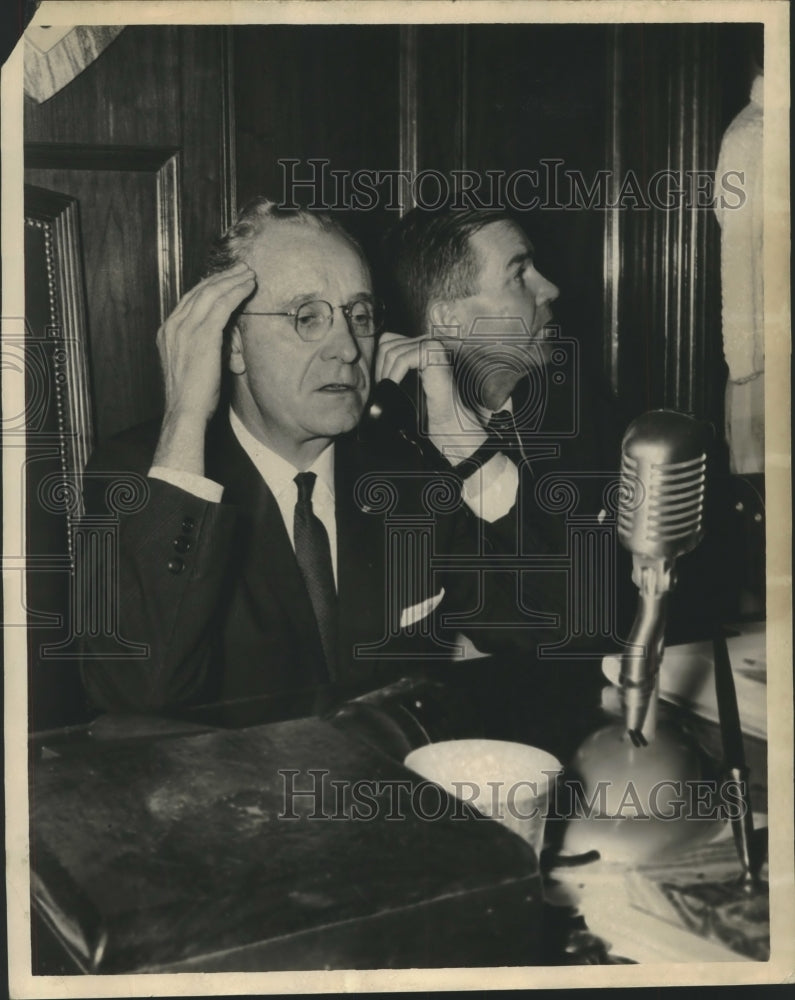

{"left": 712, "top": 628, "right": 762, "bottom": 888}
{"left": 563, "top": 410, "right": 713, "bottom": 862}
{"left": 619, "top": 555, "right": 673, "bottom": 744}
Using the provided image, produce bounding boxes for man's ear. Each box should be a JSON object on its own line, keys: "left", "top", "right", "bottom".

{"left": 428, "top": 300, "right": 461, "bottom": 338}
{"left": 227, "top": 324, "right": 247, "bottom": 375}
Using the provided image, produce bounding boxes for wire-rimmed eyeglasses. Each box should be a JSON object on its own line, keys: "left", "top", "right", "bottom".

{"left": 240, "top": 297, "right": 385, "bottom": 342}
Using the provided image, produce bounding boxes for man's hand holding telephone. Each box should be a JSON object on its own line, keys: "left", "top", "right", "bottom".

{"left": 374, "top": 331, "right": 488, "bottom": 464}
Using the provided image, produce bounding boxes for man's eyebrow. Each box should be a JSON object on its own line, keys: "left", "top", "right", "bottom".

{"left": 505, "top": 249, "right": 534, "bottom": 271}
{"left": 285, "top": 291, "right": 323, "bottom": 308}
{"left": 284, "top": 291, "right": 374, "bottom": 308}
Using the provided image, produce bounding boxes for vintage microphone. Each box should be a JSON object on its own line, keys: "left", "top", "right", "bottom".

{"left": 562, "top": 410, "right": 716, "bottom": 862}
{"left": 616, "top": 410, "right": 708, "bottom": 744}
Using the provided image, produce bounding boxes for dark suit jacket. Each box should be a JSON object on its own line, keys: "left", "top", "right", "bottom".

{"left": 80, "top": 414, "right": 567, "bottom": 713}
{"left": 474, "top": 365, "right": 635, "bottom": 649}
{"left": 504, "top": 361, "right": 724, "bottom": 653}
{"left": 511, "top": 361, "right": 626, "bottom": 521}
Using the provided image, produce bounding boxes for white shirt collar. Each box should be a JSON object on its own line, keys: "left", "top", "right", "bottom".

{"left": 477, "top": 395, "right": 514, "bottom": 426}
{"left": 229, "top": 407, "right": 335, "bottom": 502}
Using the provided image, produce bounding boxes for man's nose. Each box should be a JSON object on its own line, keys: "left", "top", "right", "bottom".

{"left": 323, "top": 307, "right": 361, "bottom": 362}
{"left": 532, "top": 271, "right": 560, "bottom": 306}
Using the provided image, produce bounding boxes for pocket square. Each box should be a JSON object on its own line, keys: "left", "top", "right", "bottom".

{"left": 399, "top": 588, "right": 445, "bottom": 629}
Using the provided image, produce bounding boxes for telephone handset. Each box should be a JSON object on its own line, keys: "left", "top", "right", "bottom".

{"left": 361, "top": 375, "right": 430, "bottom": 462}
{"left": 362, "top": 372, "right": 501, "bottom": 479}
{"left": 365, "top": 376, "right": 419, "bottom": 434}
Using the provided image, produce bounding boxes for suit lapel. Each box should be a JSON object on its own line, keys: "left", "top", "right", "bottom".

{"left": 204, "top": 419, "right": 391, "bottom": 685}
{"left": 512, "top": 377, "right": 561, "bottom": 468}
{"left": 334, "top": 433, "right": 385, "bottom": 681}
{"left": 207, "top": 419, "right": 327, "bottom": 676}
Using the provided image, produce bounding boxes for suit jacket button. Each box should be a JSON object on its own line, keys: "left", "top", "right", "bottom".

{"left": 167, "top": 557, "right": 184, "bottom": 575}
{"left": 173, "top": 535, "right": 192, "bottom": 553}
{"left": 182, "top": 516, "right": 196, "bottom": 531}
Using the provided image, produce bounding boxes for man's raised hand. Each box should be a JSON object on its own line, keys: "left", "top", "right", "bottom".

{"left": 157, "top": 262, "right": 255, "bottom": 422}
{"left": 152, "top": 262, "right": 256, "bottom": 475}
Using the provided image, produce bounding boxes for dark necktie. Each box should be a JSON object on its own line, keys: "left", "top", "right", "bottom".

{"left": 293, "top": 472, "right": 337, "bottom": 679}
{"left": 487, "top": 409, "right": 525, "bottom": 462}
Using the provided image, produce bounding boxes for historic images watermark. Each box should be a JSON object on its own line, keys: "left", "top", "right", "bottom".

{"left": 278, "top": 768, "right": 749, "bottom": 823}
{"left": 279, "top": 158, "right": 748, "bottom": 213}
{"left": 12, "top": 312, "right": 632, "bottom": 665}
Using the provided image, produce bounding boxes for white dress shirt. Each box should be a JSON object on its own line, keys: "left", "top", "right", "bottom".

{"left": 454, "top": 396, "right": 520, "bottom": 521}
{"left": 228, "top": 410, "right": 338, "bottom": 585}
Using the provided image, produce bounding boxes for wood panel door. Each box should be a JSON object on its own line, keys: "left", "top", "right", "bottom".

{"left": 25, "top": 145, "right": 181, "bottom": 444}
{"left": 24, "top": 25, "right": 234, "bottom": 445}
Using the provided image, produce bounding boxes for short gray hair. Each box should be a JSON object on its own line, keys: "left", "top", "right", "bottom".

{"left": 204, "top": 196, "right": 365, "bottom": 276}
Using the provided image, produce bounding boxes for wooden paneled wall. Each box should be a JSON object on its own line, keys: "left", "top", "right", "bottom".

{"left": 233, "top": 24, "right": 611, "bottom": 376}
{"left": 453, "top": 24, "right": 610, "bottom": 376}
{"left": 602, "top": 23, "right": 758, "bottom": 428}
{"left": 401, "top": 23, "right": 756, "bottom": 429}
{"left": 233, "top": 25, "right": 400, "bottom": 268}
{"left": 24, "top": 25, "right": 234, "bottom": 445}
{"left": 24, "top": 23, "right": 759, "bottom": 441}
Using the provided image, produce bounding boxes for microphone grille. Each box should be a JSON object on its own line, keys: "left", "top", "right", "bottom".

{"left": 618, "top": 411, "right": 708, "bottom": 559}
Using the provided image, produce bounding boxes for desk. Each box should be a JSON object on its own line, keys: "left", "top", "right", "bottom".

{"left": 28, "top": 638, "right": 769, "bottom": 972}
{"left": 30, "top": 714, "right": 544, "bottom": 973}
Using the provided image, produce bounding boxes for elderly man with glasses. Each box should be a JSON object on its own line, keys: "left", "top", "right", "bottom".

{"left": 80, "top": 198, "right": 559, "bottom": 715}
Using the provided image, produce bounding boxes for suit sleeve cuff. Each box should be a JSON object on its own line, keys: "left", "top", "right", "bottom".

{"left": 460, "top": 452, "right": 518, "bottom": 522}
{"left": 148, "top": 465, "right": 224, "bottom": 503}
